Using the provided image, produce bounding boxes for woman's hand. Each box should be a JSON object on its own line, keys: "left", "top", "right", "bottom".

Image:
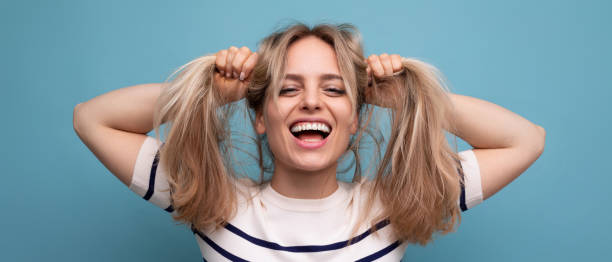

{"left": 365, "top": 53, "right": 404, "bottom": 107}
{"left": 213, "top": 46, "right": 258, "bottom": 103}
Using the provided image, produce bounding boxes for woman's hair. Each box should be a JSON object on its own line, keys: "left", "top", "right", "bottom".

{"left": 152, "top": 21, "right": 465, "bottom": 245}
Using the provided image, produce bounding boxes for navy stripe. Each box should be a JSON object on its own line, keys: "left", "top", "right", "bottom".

{"left": 164, "top": 205, "right": 174, "bottom": 213}
{"left": 459, "top": 182, "right": 467, "bottom": 211}
{"left": 143, "top": 150, "right": 160, "bottom": 201}
{"left": 192, "top": 227, "right": 249, "bottom": 262}
{"left": 456, "top": 158, "right": 468, "bottom": 212}
{"left": 355, "top": 240, "right": 401, "bottom": 262}
{"left": 213, "top": 219, "right": 390, "bottom": 253}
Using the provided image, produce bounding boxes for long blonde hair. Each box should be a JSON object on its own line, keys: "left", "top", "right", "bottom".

{"left": 152, "top": 22, "right": 464, "bottom": 245}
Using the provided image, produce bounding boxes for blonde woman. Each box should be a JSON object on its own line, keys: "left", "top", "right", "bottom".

{"left": 73, "top": 22, "right": 545, "bottom": 261}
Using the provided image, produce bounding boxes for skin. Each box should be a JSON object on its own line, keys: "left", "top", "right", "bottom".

{"left": 365, "top": 53, "right": 546, "bottom": 200}
{"left": 74, "top": 35, "right": 545, "bottom": 204}
{"left": 214, "top": 46, "right": 258, "bottom": 103}
{"left": 254, "top": 36, "right": 358, "bottom": 199}
{"left": 213, "top": 40, "right": 546, "bottom": 201}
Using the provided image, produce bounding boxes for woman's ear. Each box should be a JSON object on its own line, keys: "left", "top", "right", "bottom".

{"left": 255, "top": 110, "right": 266, "bottom": 135}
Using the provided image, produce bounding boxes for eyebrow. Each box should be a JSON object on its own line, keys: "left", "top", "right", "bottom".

{"left": 284, "top": 73, "right": 343, "bottom": 82}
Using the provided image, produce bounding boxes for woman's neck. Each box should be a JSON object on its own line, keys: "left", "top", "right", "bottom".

{"left": 270, "top": 161, "right": 339, "bottom": 199}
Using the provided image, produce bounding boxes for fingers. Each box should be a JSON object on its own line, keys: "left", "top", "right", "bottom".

{"left": 232, "top": 46, "right": 251, "bottom": 79}
{"left": 225, "top": 46, "right": 239, "bottom": 78}
{"left": 242, "top": 52, "right": 258, "bottom": 81}
{"left": 390, "top": 54, "right": 403, "bottom": 72}
{"left": 366, "top": 53, "right": 404, "bottom": 78}
{"left": 215, "top": 46, "right": 256, "bottom": 80}
{"left": 368, "top": 54, "right": 385, "bottom": 78}
{"left": 215, "top": 49, "right": 228, "bottom": 76}
{"left": 379, "top": 54, "right": 393, "bottom": 76}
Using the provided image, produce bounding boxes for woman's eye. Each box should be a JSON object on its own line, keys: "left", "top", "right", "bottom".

{"left": 279, "top": 87, "right": 298, "bottom": 95}
{"left": 325, "top": 87, "right": 346, "bottom": 95}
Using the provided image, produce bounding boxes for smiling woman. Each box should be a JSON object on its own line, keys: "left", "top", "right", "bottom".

{"left": 254, "top": 36, "right": 358, "bottom": 198}
{"left": 73, "top": 22, "right": 545, "bottom": 261}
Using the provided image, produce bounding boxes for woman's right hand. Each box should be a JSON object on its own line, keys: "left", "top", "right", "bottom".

{"left": 214, "top": 46, "right": 258, "bottom": 103}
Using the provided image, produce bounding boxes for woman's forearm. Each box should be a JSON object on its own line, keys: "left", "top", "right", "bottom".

{"left": 448, "top": 93, "right": 545, "bottom": 152}
{"left": 74, "top": 83, "right": 165, "bottom": 135}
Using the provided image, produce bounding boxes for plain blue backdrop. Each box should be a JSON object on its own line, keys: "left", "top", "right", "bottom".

{"left": 1, "top": 0, "right": 610, "bottom": 261}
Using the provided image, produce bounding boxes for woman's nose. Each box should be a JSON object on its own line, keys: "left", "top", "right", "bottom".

{"left": 300, "top": 86, "right": 321, "bottom": 111}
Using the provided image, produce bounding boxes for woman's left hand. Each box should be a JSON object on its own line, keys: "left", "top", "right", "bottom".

{"left": 365, "top": 53, "right": 404, "bottom": 107}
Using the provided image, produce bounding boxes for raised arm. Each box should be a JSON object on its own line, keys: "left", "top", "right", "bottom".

{"left": 73, "top": 83, "right": 166, "bottom": 186}
{"left": 448, "top": 93, "right": 546, "bottom": 200}
{"left": 364, "top": 53, "right": 546, "bottom": 201}
{"left": 73, "top": 47, "right": 258, "bottom": 188}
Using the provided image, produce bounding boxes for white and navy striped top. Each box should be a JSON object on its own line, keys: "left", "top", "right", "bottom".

{"left": 129, "top": 136, "right": 484, "bottom": 261}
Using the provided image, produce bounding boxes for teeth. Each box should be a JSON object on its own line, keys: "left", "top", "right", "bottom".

{"left": 290, "top": 122, "right": 331, "bottom": 133}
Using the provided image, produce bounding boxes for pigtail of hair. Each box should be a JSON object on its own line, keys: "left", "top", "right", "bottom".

{"left": 152, "top": 55, "right": 237, "bottom": 230}
{"left": 369, "top": 58, "right": 463, "bottom": 245}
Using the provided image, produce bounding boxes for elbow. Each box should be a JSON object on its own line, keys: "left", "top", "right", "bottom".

{"left": 73, "top": 103, "right": 84, "bottom": 135}
{"left": 534, "top": 125, "right": 546, "bottom": 155}
{"left": 512, "top": 124, "right": 545, "bottom": 171}
{"left": 516, "top": 124, "right": 546, "bottom": 157}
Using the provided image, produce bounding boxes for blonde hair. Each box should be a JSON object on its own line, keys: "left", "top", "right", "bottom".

{"left": 152, "top": 22, "right": 464, "bottom": 245}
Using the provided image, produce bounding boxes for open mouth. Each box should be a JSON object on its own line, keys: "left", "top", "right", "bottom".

{"left": 290, "top": 122, "right": 331, "bottom": 141}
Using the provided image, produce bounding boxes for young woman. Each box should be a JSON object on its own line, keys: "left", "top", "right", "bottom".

{"left": 73, "top": 23, "right": 546, "bottom": 261}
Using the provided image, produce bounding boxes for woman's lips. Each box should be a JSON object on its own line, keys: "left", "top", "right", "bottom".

{"left": 288, "top": 117, "right": 332, "bottom": 150}
{"left": 293, "top": 135, "right": 328, "bottom": 149}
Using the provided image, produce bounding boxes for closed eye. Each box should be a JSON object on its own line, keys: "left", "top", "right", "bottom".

{"left": 324, "top": 86, "right": 346, "bottom": 96}
{"left": 279, "top": 86, "right": 299, "bottom": 96}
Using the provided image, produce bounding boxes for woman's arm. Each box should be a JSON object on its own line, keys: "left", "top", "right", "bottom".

{"left": 73, "top": 83, "right": 165, "bottom": 186}
{"left": 448, "top": 93, "right": 546, "bottom": 200}
{"left": 363, "top": 53, "right": 545, "bottom": 200}
{"left": 73, "top": 47, "right": 258, "bottom": 188}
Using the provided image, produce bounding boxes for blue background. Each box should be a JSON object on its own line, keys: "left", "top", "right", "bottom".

{"left": 2, "top": 0, "right": 610, "bottom": 261}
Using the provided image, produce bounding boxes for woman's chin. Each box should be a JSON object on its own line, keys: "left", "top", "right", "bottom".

{"left": 287, "top": 155, "right": 336, "bottom": 173}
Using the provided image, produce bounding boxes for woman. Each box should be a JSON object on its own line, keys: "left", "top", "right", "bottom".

{"left": 73, "top": 22, "right": 545, "bottom": 261}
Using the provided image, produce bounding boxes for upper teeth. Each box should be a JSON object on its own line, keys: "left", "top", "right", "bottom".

{"left": 290, "top": 122, "right": 331, "bottom": 133}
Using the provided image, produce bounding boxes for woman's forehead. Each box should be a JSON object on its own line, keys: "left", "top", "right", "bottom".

{"left": 285, "top": 36, "right": 340, "bottom": 76}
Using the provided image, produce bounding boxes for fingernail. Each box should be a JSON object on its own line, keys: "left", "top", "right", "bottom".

{"left": 226, "top": 72, "right": 230, "bottom": 78}
{"left": 220, "top": 70, "right": 225, "bottom": 75}
{"left": 233, "top": 72, "right": 238, "bottom": 79}
{"left": 239, "top": 72, "right": 245, "bottom": 81}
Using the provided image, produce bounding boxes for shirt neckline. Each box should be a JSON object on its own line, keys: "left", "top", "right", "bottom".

{"left": 261, "top": 181, "right": 350, "bottom": 212}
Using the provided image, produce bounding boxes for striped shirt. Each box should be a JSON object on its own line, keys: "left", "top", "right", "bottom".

{"left": 129, "top": 136, "right": 483, "bottom": 261}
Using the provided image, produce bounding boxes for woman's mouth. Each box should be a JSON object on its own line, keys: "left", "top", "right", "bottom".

{"left": 289, "top": 121, "right": 331, "bottom": 149}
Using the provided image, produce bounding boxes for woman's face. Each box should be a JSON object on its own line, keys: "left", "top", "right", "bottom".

{"left": 256, "top": 36, "right": 358, "bottom": 173}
